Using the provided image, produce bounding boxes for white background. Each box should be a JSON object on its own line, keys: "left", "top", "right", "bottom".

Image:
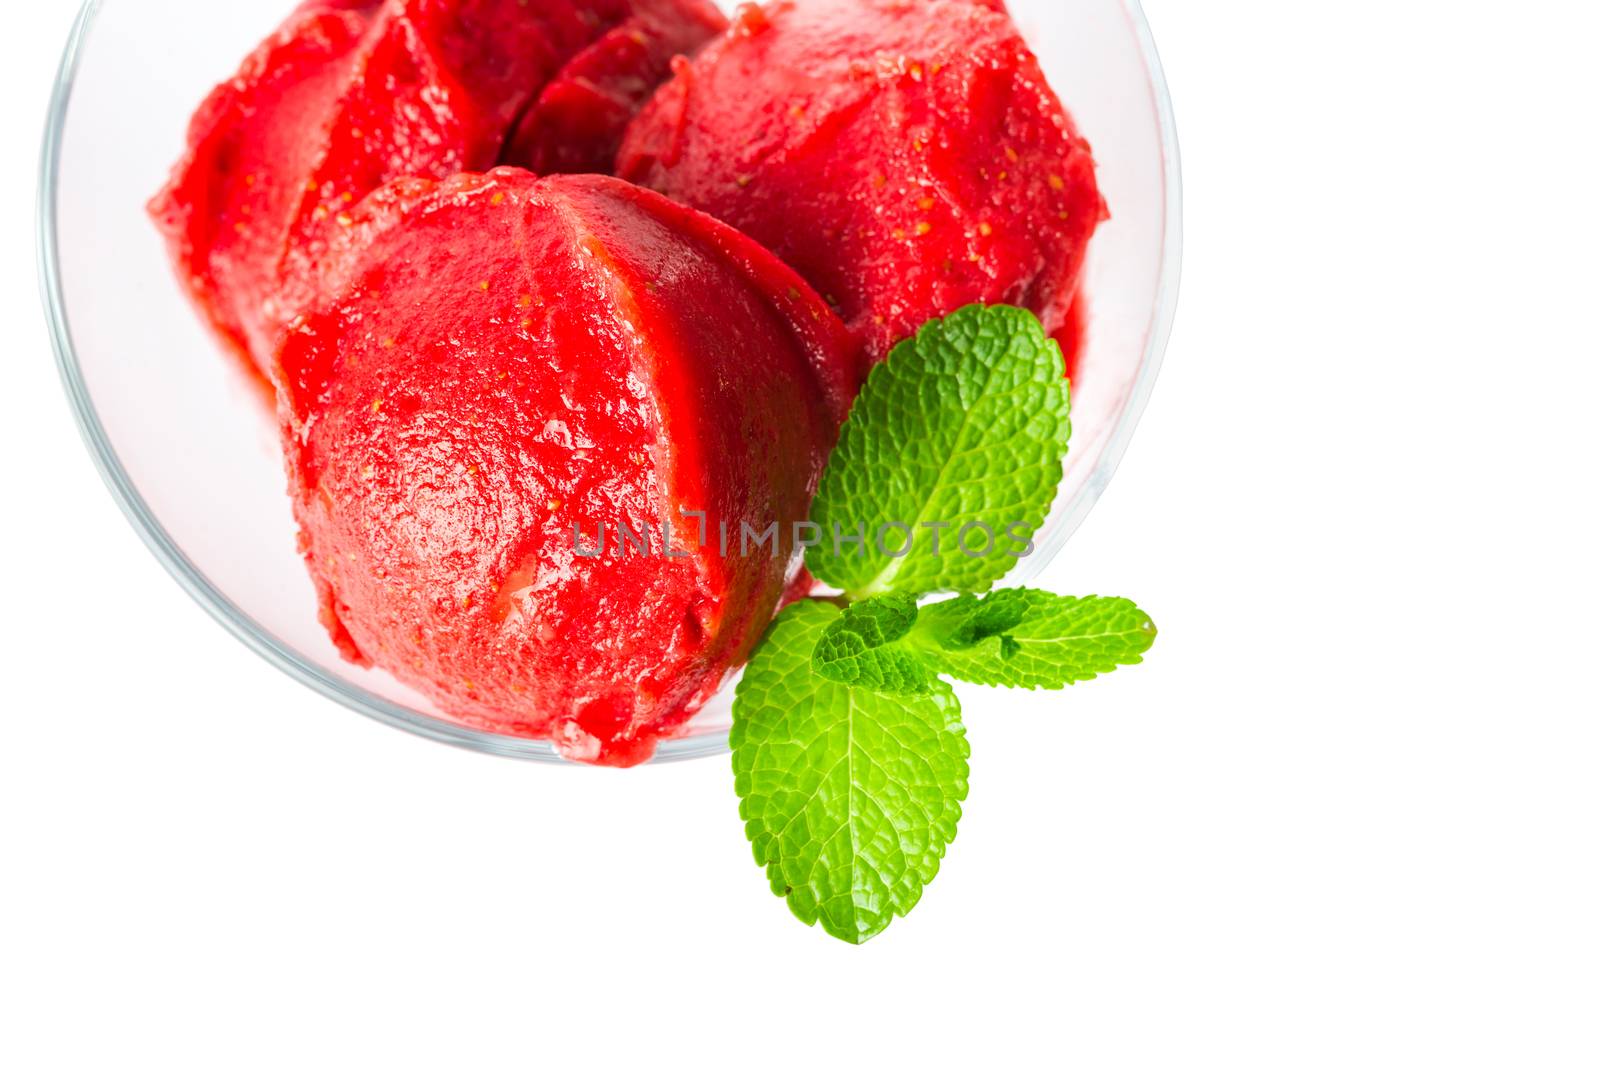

{"left": 2, "top": 1, "right": 1597, "bottom": 1064}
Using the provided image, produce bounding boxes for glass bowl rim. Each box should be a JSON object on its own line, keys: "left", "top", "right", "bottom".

{"left": 36, "top": 0, "right": 1183, "bottom": 766}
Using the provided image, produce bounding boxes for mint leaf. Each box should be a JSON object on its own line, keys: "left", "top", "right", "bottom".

{"left": 930, "top": 586, "right": 1033, "bottom": 644}
{"left": 806, "top": 305, "right": 1071, "bottom": 599}
{"left": 812, "top": 592, "right": 931, "bottom": 693}
{"left": 916, "top": 590, "right": 1157, "bottom": 690}
{"left": 732, "top": 601, "right": 969, "bottom": 944}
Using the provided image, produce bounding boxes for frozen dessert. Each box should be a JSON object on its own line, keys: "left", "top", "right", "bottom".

{"left": 618, "top": 0, "right": 1106, "bottom": 366}
{"left": 150, "top": 0, "right": 723, "bottom": 379}
{"left": 276, "top": 170, "right": 859, "bottom": 764}
{"left": 506, "top": 0, "right": 728, "bottom": 174}
{"left": 150, "top": 0, "right": 1107, "bottom": 763}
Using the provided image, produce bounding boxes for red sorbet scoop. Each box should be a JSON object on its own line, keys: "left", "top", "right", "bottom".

{"left": 277, "top": 170, "right": 861, "bottom": 766}
{"left": 504, "top": 0, "right": 727, "bottom": 175}
{"left": 617, "top": 0, "right": 1108, "bottom": 366}
{"left": 149, "top": 0, "right": 722, "bottom": 381}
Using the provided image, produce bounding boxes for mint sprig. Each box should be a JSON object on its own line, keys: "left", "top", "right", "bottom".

{"left": 731, "top": 305, "right": 1155, "bottom": 944}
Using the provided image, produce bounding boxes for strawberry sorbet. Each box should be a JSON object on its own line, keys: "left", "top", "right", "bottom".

{"left": 150, "top": 0, "right": 722, "bottom": 380}
{"left": 149, "top": 0, "right": 1107, "bottom": 763}
{"left": 276, "top": 170, "right": 859, "bottom": 764}
{"left": 618, "top": 0, "right": 1107, "bottom": 365}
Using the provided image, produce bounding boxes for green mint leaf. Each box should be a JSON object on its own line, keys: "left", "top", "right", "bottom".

{"left": 933, "top": 586, "right": 1033, "bottom": 644}
{"left": 732, "top": 600, "right": 969, "bottom": 944}
{"left": 811, "top": 592, "right": 932, "bottom": 693}
{"left": 806, "top": 304, "right": 1072, "bottom": 599}
{"left": 915, "top": 590, "right": 1157, "bottom": 690}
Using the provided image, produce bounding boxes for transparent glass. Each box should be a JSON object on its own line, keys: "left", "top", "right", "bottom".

{"left": 38, "top": 0, "right": 1181, "bottom": 764}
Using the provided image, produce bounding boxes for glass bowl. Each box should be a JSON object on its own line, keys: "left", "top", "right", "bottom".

{"left": 39, "top": 0, "right": 1181, "bottom": 764}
